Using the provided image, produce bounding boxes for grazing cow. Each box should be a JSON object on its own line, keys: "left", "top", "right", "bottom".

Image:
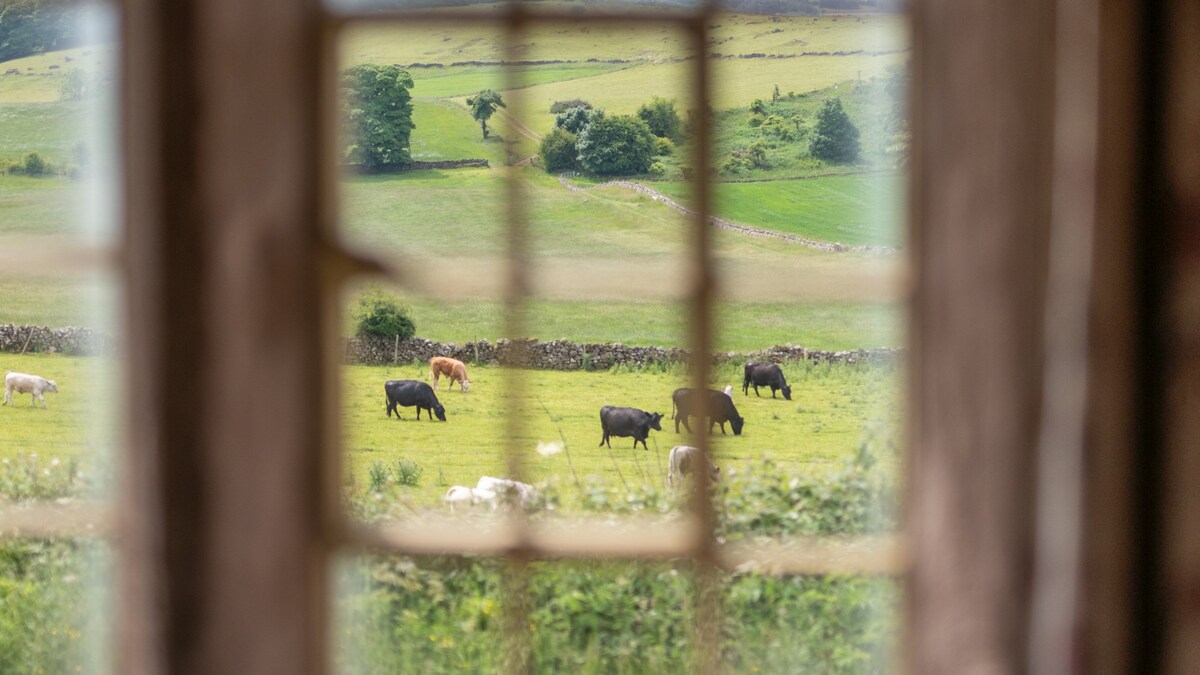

{"left": 429, "top": 356, "right": 471, "bottom": 392}
{"left": 3, "top": 372, "right": 58, "bottom": 409}
{"left": 742, "top": 362, "right": 792, "bottom": 400}
{"left": 667, "top": 445, "right": 720, "bottom": 491}
{"left": 598, "top": 405, "right": 664, "bottom": 451}
{"left": 444, "top": 485, "right": 497, "bottom": 511}
{"left": 671, "top": 388, "right": 745, "bottom": 435}
{"left": 476, "top": 476, "right": 537, "bottom": 507}
{"left": 384, "top": 379, "right": 447, "bottom": 421}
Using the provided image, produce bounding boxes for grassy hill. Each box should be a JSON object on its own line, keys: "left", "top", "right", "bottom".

{"left": 0, "top": 11, "right": 907, "bottom": 352}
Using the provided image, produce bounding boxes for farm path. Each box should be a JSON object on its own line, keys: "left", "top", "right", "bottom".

{"left": 557, "top": 175, "right": 898, "bottom": 255}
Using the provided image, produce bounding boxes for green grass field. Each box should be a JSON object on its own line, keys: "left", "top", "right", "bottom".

{"left": 0, "top": 354, "right": 899, "bottom": 509}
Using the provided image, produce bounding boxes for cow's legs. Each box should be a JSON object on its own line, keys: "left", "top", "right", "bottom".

{"left": 37, "top": 393, "right": 46, "bottom": 409}
{"left": 599, "top": 433, "right": 608, "bottom": 448}
{"left": 753, "top": 384, "right": 761, "bottom": 397}
{"left": 771, "top": 387, "right": 777, "bottom": 398}
{"left": 2, "top": 388, "right": 9, "bottom": 406}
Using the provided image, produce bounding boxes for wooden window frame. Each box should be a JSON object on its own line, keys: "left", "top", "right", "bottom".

{"left": 0, "top": 0, "right": 1193, "bottom": 672}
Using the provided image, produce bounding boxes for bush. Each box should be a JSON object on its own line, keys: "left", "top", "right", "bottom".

{"left": 809, "top": 97, "right": 861, "bottom": 164}
{"left": 636, "top": 96, "right": 682, "bottom": 140}
{"left": 549, "top": 98, "right": 591, "bottom": 114}
{"left": 392, "top": 459, "right": 423, "bottom": 487}
{"left": 576, "top": 114, "right": 656, "bottom": 176}
{"left": 539, "top": 127, "right": 579, "bottom": 173}
{"left": 554, "top": 105, "right": 602, "bottom": 135}
{"left": 22, "top": 152, "right": 46, "bottom": 176}
{"left": 352, "top": 290, "right": 416, "bottom": 339}
{"left": 653, "top": 136, "right": 674, "bottom": 156}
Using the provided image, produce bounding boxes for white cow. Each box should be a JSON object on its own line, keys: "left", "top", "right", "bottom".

{"left": 3, "top": 371, "right": 58, "bottom": 409}
{"left": 668, "top": 445, "right": 720, "bottom": 492}
{"left": 443, "top": 485, "right": 498, "bottom": 511}
{"left": 476, "top": 476, "right": 537, "bottom": 507}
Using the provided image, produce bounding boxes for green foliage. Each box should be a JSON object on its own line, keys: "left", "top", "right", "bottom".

{"left": 367, "top": 460, "right": 389, "bottom": 493}
{"left": 810, "top": 97, "right": 861, "bottom": 164}
{"left": 554, "top": 104, "right": 601, "bottom": 135}
{"left": 652, "top": 136, "right": 674, "bottom": 156}
{"left": 465, "top": 88, "right": 505, "bottom": 140}
{"left": 576, "top": 114, "right": 656, "bottom": 176}
{"left": 21, "top": 150, "right": 45, "bottom": 175}
{"left": 340, "top": 63, "right": 415, "bottom": 169}
{"left": 393, "top": 458, "right": 423, "bottom": 487}
{"left": 636, "top": 96, "right": 682, "bottom": 141}
{"left": 0, "top": 0, "right": 85, "bottom": 63}
{"left": 351, "top": 290, "right": 416, "bottom": 339}
{"left": 538, "top": 127, "right": 579, "bottom": 173}
{"left": 549, "top": 98, "right": 591, "bottom": 114}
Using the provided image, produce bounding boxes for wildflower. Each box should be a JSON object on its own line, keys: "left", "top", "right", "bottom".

{"left": 51, "top": 458, "right": 60, "bottom": 467}
{"left": 536, "top": 441, "right": 563, "bottom": 457}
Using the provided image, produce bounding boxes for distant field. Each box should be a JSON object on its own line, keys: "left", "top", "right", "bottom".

{"left": 406, "top": 62, "right": 630, "bottom": 98}
{"left": 0, "top": 103, "right": 85, "bottom": 162}
{"left": 0, "top": 45, "right": 116, "bottom": 103}
{"left": 653, "top": 172, "right": 903, "bottom": 248}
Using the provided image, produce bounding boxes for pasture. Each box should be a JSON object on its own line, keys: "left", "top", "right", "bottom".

{"left": 0, "top": 353, "right": 900, "bottom": 511}
{"left": 345, "top": 358, "right": 901, "bottom": 508}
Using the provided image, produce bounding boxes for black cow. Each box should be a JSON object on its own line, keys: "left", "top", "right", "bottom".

{"left": 384, "top": 379, "right": 447, "bottom": 421}
{"left": 672, "top": 388, "right": 745, "bottom": 435}
{"left": 742, "top": 362, "right": 792, "bottom": 400}
{"left": 598, "top": 405, "right": 664, "bottom": 451}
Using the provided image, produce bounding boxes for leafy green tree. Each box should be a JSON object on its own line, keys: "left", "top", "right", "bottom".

{"left": 576, "top": 114, "right": 655, "bottom": 176}
{"left": 0, "top": 0, "right": 83, "bottom": 63}
{"left": 539, "top": 127, "right": 579, "bottom": 173}
{"left": 341, "top": 64, "right": 415, "bottom": 169}
{"left": 809, "top": 97, "right": 860, "bottom": 163}
{"left": 352, "top": 290, "right": 415, "bottom": 339}
{"left": 466, "top": 89, "right": 505, "bottom": 140}
{"left": 554, "top": 105, "right": 601, "bottom": 135}
{"left": 636, "top": 96, "right": 681, "bottom": 140}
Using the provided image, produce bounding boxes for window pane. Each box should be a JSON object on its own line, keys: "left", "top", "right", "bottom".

{"left": 0, "top": 2, "right": 120, "bottom": 672}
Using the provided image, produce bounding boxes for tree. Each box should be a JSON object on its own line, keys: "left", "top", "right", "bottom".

{"left": 809, "top": 97, "right": 861, "bottom": 164}
{"left": 341, "top": 64, "right": 415, "bottom": 169}
{"left": 352, "top": 290, "right": 415, "bottom": 340}
{"left": 576, "top": 114, "right": 655, "bottom": 176}
{"left": 555, "top": 105, "right": 601, "bottom": 135}
{"left": 539, "top": 127, "right": 579, "bottom": 173}
{"left": 636, "top": 97, "right": 682, "bottom": 141}
{"left": 466, "top": 89, "right": 505, "bottom": 140}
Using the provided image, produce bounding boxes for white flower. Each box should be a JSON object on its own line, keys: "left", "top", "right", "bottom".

{"left": 51, "top": 458, "right": 60, "bottom": 467}
{"left": 536, "top": 441, "right": 563, "bottom": 457}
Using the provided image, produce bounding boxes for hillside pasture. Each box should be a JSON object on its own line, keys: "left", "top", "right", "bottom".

{"left": 653, "top": 172, "right": 903, "bottom": 248}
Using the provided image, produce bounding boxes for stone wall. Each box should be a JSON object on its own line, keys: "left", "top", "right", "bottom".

{"left": 0, "top": 325, "right": 115, "bottom": 356}
{"left": 344, "top": 336, "right": 901, "bottom": 370}
{"left": 0, "top": 324, "right": 901, "bottom": 369}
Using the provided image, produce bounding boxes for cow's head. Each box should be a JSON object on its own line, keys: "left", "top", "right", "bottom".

{"left": 461, "top": 380, "right": 470, "bottom": 393}
{"left": 46, "top": 380, "right": 58, "bottom": 393}
{"left": 648, "top": 412, "right": 664, "bottom": 431}
{"left": 781, "top": 384, "right": 792, "bottom": 400}
{"left": 434, "top": 404, "right": 447, "bottom": 422}
{"left": 730, "top": 415, "right": 745, "bottom": 435}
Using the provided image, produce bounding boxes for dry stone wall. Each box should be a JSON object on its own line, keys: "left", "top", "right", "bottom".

{"left": 345, "top": 336, "right": 900, "bottom": 370}
{"left": 0, "top": 325, "right": 900, "bottom": 368}
{"left": 0, "top": 325, "right": 115, "bottom": 356}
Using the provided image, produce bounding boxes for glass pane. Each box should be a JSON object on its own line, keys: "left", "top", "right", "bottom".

{"left": 0, "top": 2, "right": 120, "bottom": 672}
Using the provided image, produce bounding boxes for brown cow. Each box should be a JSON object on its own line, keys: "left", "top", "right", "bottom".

{"left": 429, "top": 356, "right": 471, "bottom": 392}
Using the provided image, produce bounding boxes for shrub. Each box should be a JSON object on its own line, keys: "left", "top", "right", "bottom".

{"left": 809, "top": 97, "right": 861, "bottom": 164}
{"left": 648, "top": 160, "right": 666, "bottom": 176}
{"left": 22, "top": 152, "right": 46, "bottom": 176}
{"left": 653, "top": 136, "right": 674, "bottom": 156}
{"left": 636, "top": 96, "right": 682, "bottom": 140}
{"left": 392, "top": 459, "right": 423, "bottom": 487}
{"left": 549, "top": 98, "right": 591, "bottom": 114}
{"left": 352, "top": 290, "right": 416, "bottom": 339}
{"left": 576, "top": 114, "right": 656, "bottom": 176}
{"left": 554, "top": 105, "right": 602, "bottom": 135}
{"left": 539, "top": 127, "right": 579, "bottom": 173}
{"left": 367, "top": 461, "right": 389, "bottom": 493}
